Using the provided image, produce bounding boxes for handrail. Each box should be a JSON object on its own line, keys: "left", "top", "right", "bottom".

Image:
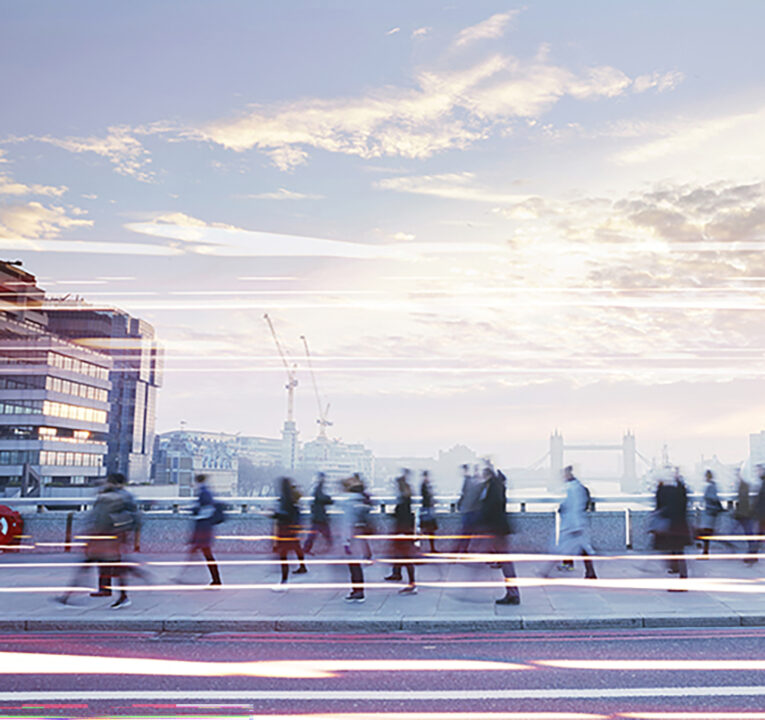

{"left": 2, "top": 492, "right": 737, "bottom": 514}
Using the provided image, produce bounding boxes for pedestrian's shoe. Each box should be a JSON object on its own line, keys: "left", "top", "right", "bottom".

{"left": 271, "top": 583, "right": 288, "bottom": 592}
{"left": 585, "top": 573, "right": 598, "bottom": 580}
{"left": 111, "top": 595, "right": 131, "bottom": 609}
{"left": 398, "top": 585, "right": 417, "bottom": 595}
{"left": 208, "top": 580, "right": 222, "bottom": 587}
{"left": 384, "top": 574, "right": 402, "bottom": 581}
{"left": 53, "top": 595, "right": 72, "bottom": 607}
{"left": 495, "top": 595, "right": 520, "bottom": 605}
{"left": 344, "top": 592, "right": 366, "bottom": 602}
{"left": 293, "top": 566, "right": 308, "bottom": 574}
{"left": 90, "top": 590, "right": 111, "bottom": 597}
{"left": 488, "top": 562, "right": 502, "bottom": 569}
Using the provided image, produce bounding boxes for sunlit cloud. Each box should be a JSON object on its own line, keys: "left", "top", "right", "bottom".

{"left": 377, "top": 172, "right": 533, "bottom": 204}
{"left": 0, "top": 202, "right": 92, "bottom": 240}
{"left": 386, "top": 27, "right": 401, "bottom": 36}
{"left": 454, "top": 11, "right": 521, "bottom": 47}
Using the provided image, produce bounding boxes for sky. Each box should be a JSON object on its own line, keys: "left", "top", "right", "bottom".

{"left": 2, "top": 1, "right": 765, "bottom": 476}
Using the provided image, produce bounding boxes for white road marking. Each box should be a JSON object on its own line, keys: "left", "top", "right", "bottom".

{"left": 0, "top": 686, "right": 762, "bottom": 701}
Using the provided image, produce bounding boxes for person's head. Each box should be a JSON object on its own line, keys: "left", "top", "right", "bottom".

{"left": 316, "top": 471, "right": 326, "bottom": 487}
{"left": 107, "top": 472, "right": 126, "bottom": 487}
{"left": 342, "top": 475, "right": 363, "bottom": 493}
{"left": 422, "top": 470, "right": 430, "bottom": 482}
{"left": 194, "top": 473, "right": 207, "bottom": 486}
{"left": 563, "top": 465, "right": 574, "bottom": 482}
{"left": 396, "top": 474, "right": 412, "bottom": 497}
{"left": 705, "top": 469, "right": 714, "bottom": 482}
{"left": 461, "top": 464, "right": 469, "bottom": 475}
{"left": 482, "top": 466, "right": 494, "bottom": 481}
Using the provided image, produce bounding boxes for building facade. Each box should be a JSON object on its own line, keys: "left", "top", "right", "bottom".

{"left": 0, "top": 263, "right": 111, "bottom": 492}
{"left": 47, "top": 305, "right": 162, "bottom": 483}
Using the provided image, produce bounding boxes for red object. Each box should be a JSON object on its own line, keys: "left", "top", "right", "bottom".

{"left": 0, "top": 505, "right": 23, "bottom": 546}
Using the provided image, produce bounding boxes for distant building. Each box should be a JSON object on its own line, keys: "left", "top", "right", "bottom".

{"left": 0, "top": 262, "right": 111, "bottom": 492}
{"left": 300, "top": 437, "right": 374, "bottom": 482}
{"left": 152, "top": 429, "right": 237, "bottom": 497}
{"left": 47, "top": 305, "right": 163, "bottom": 483}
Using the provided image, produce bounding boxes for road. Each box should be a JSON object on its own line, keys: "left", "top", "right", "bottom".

{"left": 1, "top": 627, "right": 765, "bottom": 718}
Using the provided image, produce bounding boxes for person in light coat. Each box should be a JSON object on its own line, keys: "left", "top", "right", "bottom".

{"left": 539, "top": 466, "right": 597, "bottom": 579}
{"left": 339, "top": 475, "right": 370, "bottom": 602}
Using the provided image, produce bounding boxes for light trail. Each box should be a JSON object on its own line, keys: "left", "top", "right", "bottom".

{"left": 0, "top": 652, "right": 527, "bottom": 678}
{"left": 536, "top": 659, "right": 765, "bottom": 671}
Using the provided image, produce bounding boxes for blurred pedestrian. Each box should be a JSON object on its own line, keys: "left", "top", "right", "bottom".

{"left": 454, "top": 464, "right": 484, "bottom": 554}
{"left": 753, "top": 465, "right": 765, "bottom": 562}
{"left": 384, "top": 469, "right": 417, "bottom": 594}
{"left": 303, "top": 472, "right": 334, "bottom": 555}
{"left": 539, "top": 466, "right": 597, "bottom": 580}
{"left": 733, "top": 469, "right": 758, "bottom": 564}
{"left": 272, "top": 476, "right": 307, "bottom": 590}
{"left": 55, "top": 475, "right": 131, "bottom": 608}
{"left": 696, "top": 470, "right": 724, "bottom": 557}
{"left": 480, "top": 466, "right": 521, "bottom": 605}
{"left": 175, "top": 474, "right": 222, "bottom": 586}
{"left": 419, "top": 470, "right": 438, "bottom": 553}
{"left": 655, "top": 469, "right": 691, "bottom": 587}
{"left": 340, "top": 474, "right": 369, "bottom": 602}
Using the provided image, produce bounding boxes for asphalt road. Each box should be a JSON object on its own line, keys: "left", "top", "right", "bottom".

{"left": 1, "top": 627, "right": 765, "bottom": 718}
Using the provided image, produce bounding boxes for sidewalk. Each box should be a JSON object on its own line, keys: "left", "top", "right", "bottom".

{"left": 2, "top": 550, "right": 765, "bottom": 633}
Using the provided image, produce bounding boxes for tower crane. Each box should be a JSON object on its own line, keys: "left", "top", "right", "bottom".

{"left": 300, "top": 334, "right": 332, "bottom": 440}
{"left": 263, "top": 313, "right": 298, "bottom": 424}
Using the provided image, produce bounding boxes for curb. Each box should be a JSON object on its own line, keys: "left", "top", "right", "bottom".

{"left": 2, "top": 614, "right": 760, "bottom": 633}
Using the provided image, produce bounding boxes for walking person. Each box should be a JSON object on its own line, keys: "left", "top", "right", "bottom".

{"left": 55, "top": 475, "right": 131, "bottom": 608}
{"left": 419, "top": 470, "right": 438, "bottom": 553}
{"left": 752, "top": 465, "right": 765, "bottom": 562}
{"left": 454, "top": 464, "right": 485, "bottom": 554}
{"left": 480, "top": 466, "right": 521, "bottom": 606}
{"left": 732, "top": 469, "right": 758, "bottom": 564}
{"left": 303, "top": 472, "right": 334, "bottom": 555}
{"left": 655, "top": 469, "right": 691, "bottom": 587}
{"left": 384, "top": 470, "right": 417, "bottom": 594}
{"left": 696, "top": 470, "right": 724, "bottom": 557}
{"left": 175, "top": 474, "right": 222, "bottom": 586}
{"left": 539, "top": 466, "right": 597, "bottom": 580}
{"left": 340, "top": 474, "right": 370, "bottom": 602}
{"left": 272, "top": 476, "right": 307, "bottom": 590}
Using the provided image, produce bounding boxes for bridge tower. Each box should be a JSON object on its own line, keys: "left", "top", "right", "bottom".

{"left": 621, "top": 430, "right": 638, "bottom": 492}
{"left": 549, "top": 430, "right": 564, "bottom": 490}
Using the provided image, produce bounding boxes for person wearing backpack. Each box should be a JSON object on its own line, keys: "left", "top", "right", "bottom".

{"left": 539, "top": 466, "right": 597, "bottom": 580}
{"left": 303, "top": 472, "right": 334, "bottom": 555}
{"left": 175, "top": 474, "right": 222, "bottom": 586}
{"left": 697, "top": 469, "right": 724, "bottom": 556}
{"left": 340, "top": 474, "right": 370, "bottom": 602}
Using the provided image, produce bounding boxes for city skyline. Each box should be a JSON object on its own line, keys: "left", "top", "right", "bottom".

{"left": 2, "top": 2, "right": 765, "bottom": 470}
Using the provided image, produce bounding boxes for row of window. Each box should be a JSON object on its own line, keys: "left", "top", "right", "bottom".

{"left": 0, "top": 400, "right": 107, "bottom": 424}
{"left": 0, "top": 375, "right": 108, "bottom": 402}
{"left": 0, "top": 351, "right": 109, "bottom": 381}
{"left": 0, "top": 425, "right": 105, "bottom": 444}
{"left": 47, "top": 352, "right": 109, "bottom": 381}
{"left": 46, "top": 376, "right": 108, "bottom": 403}
{"left": 0, "top": 450, "right": 104, "bottom": 467}
{"left": 39, "top": 450, "right": 103, "bottom": 467}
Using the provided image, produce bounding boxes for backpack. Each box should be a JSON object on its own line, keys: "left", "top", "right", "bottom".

{"left": 212, "top": 502, "right": 227, "bottom": 525}
{"left": 581, "top": 483, "right": 593, "bottom": 512}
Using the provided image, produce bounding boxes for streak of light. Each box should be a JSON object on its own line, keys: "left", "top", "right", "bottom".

{"left": 238, "top": 276, "right": 298, "bottom": 281}
{"left": 34, "top": 542, "right": 86, "bottom": 547}
{"left": 0, "top": 544, "right": 34, "bottom": 550}
{"left": 74, "top": 535, "right": 118, "bottom": 540}
{"left": 0, "top": 652, "right": 527, "bottom": 678}
{"left": 537, "top": 659, "right": 765, "bottom": 671}
{"left": 699, "top": 535, "right": 765, "bottom": 541}
{"left": 620, "top": 714, "right": 765, "bottom": 719}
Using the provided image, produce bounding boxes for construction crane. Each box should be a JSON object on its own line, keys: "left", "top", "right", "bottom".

{"left": 263, "top": 313, "right": 298, "bottom": 424}
{"left": 300, "top": 334, "right": 332, "bottom": 440}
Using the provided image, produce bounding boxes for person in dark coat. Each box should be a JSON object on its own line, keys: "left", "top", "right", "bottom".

{"left": 481, "top": 467, "right": 521, "bottom": 605}
{"left": 272, "top": 476, "right": 307, "bottom": 590}
{"left": 696, "top": 470, "right": 724, "bottom": 556}
{"left": 384, "top": 470, "right": 417, "bottom": 594}
{"left": 175, "top": 474, "right": 222, "bottom": 586}
{"left": 303, "top": 472, "right": 334, "bottom": 555}
{"left": 733, "top": 469, "right": 758, "bottom": 564}
{"left": 419, "top": 470, "right": 438, "bottom": 553}
{"left": 655, "top": 469, "right": 691, "bottom": 587}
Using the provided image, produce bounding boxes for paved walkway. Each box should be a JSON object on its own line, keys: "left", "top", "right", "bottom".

{"left": 1, "top": 549, "right": 765, "bottom": 632}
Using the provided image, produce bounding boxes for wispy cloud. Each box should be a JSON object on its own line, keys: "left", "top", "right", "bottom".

{"left": 29, "top": 126, "right": 154, "bottom": 182}
{"left": 385, "top": 27, "right": 401, "bottom": 36}
{"left": 454, "top": 11, "right": 520, "bottom": 47}
{"left": 243, "top": 188, "right": 324, "bottom": 200}
{"left": 377, "top": 172, "right": 533, "bottom": 204}
{"left": 0, "top": 175, "right": 66, "bottom": 197}
{"left": 412, "top": 26, "right": 431, "bottom": 39}
{"left": 0, "top": 201, "right": 92, "bottom": 239}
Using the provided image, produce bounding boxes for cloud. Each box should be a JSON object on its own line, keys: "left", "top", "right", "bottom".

{"left": 392, "top": 231, "right": 416, "bottom": 242}
{"left": 377, "top": 172, "right": 533, "bottom": 204}
{"left": 454, "top": 11, "right": 520, "bottom": 47}
{"left": 31, "top": 126, "right": 154, "bottom": 182}
{"left": 386, "top": 27, "right": 401, "bottom": 36}
{"left": 243, "top": 188, "right": 324, "bottom": 200}
{"left": 189, "top": 48, "right": 670, "bottom": 170}
{"left": 632, "top": 70, "right": 684, "bottom": 94}
{"left": 0, "top": 201, "right": 92, "bottom": 239}
{"left": 0, "top": 174, "right": 67, "bottom": 197}
{"left": 412, "top": 27, "right": 431, "bottom": 39}
{"left": 0, "top": 237, "right": 180, "bottom": 256}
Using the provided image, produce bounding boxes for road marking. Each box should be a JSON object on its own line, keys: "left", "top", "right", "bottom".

{"left": 0, "top": 686, "right": 762, "bottom": 701}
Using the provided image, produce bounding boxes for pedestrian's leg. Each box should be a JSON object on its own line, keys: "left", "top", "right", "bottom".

{"left": 303, "top": 525, "right": 317, "bottom": 554}
{"left": 201, "top": 546, "right": 222, "bottom": 585}
{"left": 320, "top": 521, "right": 333, "bottom": 550}
{"left": 385, "top": 541, "right": 403, "bottom": 580}
{"left": 293, "top": 540, "right": 308, "bottom": 573}
{"left": 349, "top": 563, "right": 364, "bottom": 596}
{"left": 278, "top": 546, "right": 289, "bottom": 583}
{"left": 497, "top": 560, "right": 521, "bottom": 603}
{"left": 582, "top": 550, "right": 597, "bottom": 579}
{"left": 110, "top": 566, "right": 130, "bottom": 608}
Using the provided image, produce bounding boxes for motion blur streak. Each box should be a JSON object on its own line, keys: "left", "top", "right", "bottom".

{"left": 620, "top": 715, "right": 765, "bottom": 719}
{"left": 536, "top": 659, "right": 765, "bottom": 670}
{"left": 0, "top": 653, "right": 527, "bottom": 678}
